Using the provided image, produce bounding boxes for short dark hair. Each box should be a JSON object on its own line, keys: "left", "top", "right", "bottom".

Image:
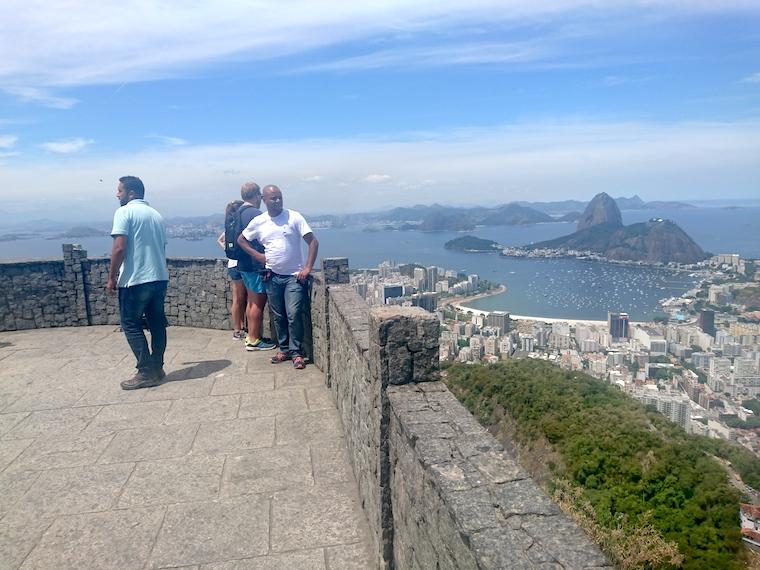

{"left": 119, "top": 176, "right": 145, "bottom": 198}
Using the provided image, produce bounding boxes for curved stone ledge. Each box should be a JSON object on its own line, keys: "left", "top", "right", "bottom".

{"left": 0, "top": 245, "right": 235, "bottom": 332}
{"left": 310, "top": 258, "right": 610, "bottom": 569}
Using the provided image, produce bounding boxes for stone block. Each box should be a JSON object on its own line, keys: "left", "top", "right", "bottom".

{"left": 21, "top": 507, "right": 164, "bottom": 570}
{"left": 369, "top": 306, "right": 439, "bottom": 386}
{"left": 149, "top": 495, "right": 269, "bottom": 568}
{"left": 220, "top": 444, "right": 313, "bottom": 498}
{"left": 192, "top": 417, "right": 274, "bottom": 454}
{"left": 98, "top": 423, "right": 198, "bottom": 464}
{"left": 6, "top": 463, "right": 133, "bottom": 521}
{"left": 118, "top": 454, "right": 225, "bottom": 507}
{"left": 271, "top": 484, "right": 366, "bottom": 552}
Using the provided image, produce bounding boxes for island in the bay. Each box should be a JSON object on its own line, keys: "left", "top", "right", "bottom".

{"left": 444, "top": 235, "right": 501, "bottom": 252}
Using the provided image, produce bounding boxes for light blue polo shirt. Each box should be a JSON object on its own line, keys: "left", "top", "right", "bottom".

{"left": 111, "top": 199, "right": 169, "bottom": 288}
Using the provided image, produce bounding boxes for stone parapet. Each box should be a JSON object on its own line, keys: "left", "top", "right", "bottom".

{"left": 388, "top": 382, "right": 611, "bottom": 570}
{"left": 308, "top": 258, "right": 610, "bottom": 569}
{"left": 0, "top": 245, "right": 235, "bottom": 332}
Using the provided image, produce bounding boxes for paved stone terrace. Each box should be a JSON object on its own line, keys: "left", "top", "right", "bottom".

{"left": 0, "top": 326, "right": 374, "bottom": 570}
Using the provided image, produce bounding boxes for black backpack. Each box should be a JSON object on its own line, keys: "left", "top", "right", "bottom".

{"left": 224, "top": 202, "right": 252, "bottom": 260}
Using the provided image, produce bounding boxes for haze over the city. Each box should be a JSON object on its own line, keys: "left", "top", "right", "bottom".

{"left": 1, "top": 1, "right": 759, "bottom": 221}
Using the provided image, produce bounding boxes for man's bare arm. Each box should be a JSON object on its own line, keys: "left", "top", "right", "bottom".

{"left": 237, "top": 234, "right": 266, "bottom": 266}
{"left": 296, "top": 233, "right": 319, "bottom": 282}
{"left": 107, "top": 235, "right": 127, "bottom": 294}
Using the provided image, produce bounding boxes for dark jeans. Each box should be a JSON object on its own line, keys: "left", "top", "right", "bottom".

{"left": 118, "top": 280, "right": 168, "bottom": 375}
{"left": 266, "top": 273, "right": 307, "bottom": 357}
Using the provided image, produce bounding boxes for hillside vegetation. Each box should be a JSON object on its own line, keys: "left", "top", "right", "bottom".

{"left": 445, "top": 360, "right": 758, "bottom": 569}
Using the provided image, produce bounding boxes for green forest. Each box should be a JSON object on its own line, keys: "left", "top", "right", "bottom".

{"left": 445, "top": 360, "right": 760, "bottom": 569}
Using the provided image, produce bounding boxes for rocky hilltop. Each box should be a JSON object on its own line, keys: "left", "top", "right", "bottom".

{"left": 529, "top": 192, "right": 707, "bottom": 264}
{"left": 444, "top": 235, "right": 501, "bottom": 252}
{"left": 576, "top": 192, "right": 623, "bottom": 231}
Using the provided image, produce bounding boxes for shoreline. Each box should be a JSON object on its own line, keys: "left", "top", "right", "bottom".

{"left": 444, "top": 284, "right": 507, "bottom": 308}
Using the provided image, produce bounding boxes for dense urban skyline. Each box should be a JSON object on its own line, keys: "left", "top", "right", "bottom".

{"left": 1, "top": 1, "right": 759, "bottom": 221}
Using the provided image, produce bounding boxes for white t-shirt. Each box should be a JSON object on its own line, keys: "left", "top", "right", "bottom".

{"left": 241, "top": 209, "right": 313, "bottom": 275}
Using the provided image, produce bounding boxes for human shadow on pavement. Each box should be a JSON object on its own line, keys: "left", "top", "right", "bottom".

{"left": 0, "top": 342, "right": 12, "bottom": 349}
{"left": 159, "top": 359, "right": 231, "bottom": 384}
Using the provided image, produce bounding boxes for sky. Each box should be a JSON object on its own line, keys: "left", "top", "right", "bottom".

{"left": 1, "top": 1, "right": 759, "bottom": 221}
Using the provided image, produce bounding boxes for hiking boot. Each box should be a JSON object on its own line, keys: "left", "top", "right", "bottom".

{"left": 245, "top": 337, "right": 276, "bottom": 352}
{"left": 120, "top": 371, "right": 160, "bottom": 391}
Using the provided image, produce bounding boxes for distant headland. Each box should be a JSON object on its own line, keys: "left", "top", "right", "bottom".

{"left": 526, "top": 192, "right": 707, "bottom": 264}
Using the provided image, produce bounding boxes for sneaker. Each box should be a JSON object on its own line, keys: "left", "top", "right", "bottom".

{"left": 232, "top": 330, "right": 246, "bottom": 341}
{"left": 293, "top": 356, "right": 306, "bottom": 370}
{"left": 155, "top": 367, "right": 166, "bottom": 381}
{"left": 120, "top": 371, "right": 160, "bottom": 391}
{"left": 245, "top": 337, "right": 276, "bottom": 351}
{"left": 270, "top": 351, "right": 292, "bottom": 363}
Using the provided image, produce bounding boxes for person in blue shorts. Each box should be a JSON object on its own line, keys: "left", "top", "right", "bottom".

{"left": 235, "top": 183, "right": 275, "bottom": 351}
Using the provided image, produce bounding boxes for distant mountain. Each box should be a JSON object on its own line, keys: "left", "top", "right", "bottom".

{"left": 444, "top": 235, "right": 501, "bottom": 252}
{"left": 479, "top": 204, "right": 552, "bottom": 226}
{"left": 613, "top": 194, "right": 647, "bottom": 210}
{"left": 381, "top": 203, "right": 552, "bottom": 231}
{"left": 516, "top": 195, "right": 695, "bottom": 214}
{"left": 49, "top": 226, "right": 110, "bottom": 239}
{"left": 514, "top": 200, "right": 588, "bottom": 215}
{"left": 555, "top": 211, "right": 581, "bottom": 222}
{"left": 576, "top": 192, "right": 622, "bottom": 231}
{"left": 419, "top": 209, "right": 475, "bottom": 231}
{"left": 529, "top": 193, "right": 707, "bottom": 264}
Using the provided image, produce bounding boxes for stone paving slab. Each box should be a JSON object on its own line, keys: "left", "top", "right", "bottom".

{"left": 149, "top": 495, "right": 269, "bottom": 568}
{"left": 0, "top": 325, "right": 373, "bottom": 569}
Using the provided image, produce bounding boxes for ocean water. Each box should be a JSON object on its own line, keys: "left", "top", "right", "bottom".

{"left": 2, "top": 207, "right": 757, "bottom": 321}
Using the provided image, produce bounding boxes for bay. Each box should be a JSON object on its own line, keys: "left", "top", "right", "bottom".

{"left": 2, "top": 206, "right": 758, "bottom": 321}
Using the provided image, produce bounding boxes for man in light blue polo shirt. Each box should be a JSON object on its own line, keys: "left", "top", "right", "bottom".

{"left": 107, "top": 176, "right": 170, "bottom": 390}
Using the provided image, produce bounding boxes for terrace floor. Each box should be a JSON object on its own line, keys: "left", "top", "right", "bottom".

{"left": 0, "top": 325, "right": 373, "bottom": 570}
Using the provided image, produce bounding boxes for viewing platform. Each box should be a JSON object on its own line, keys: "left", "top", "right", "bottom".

{"left": 0, "top": 325, "right": 373, "bottom": 569}
{"left": 0, "top": 249, "right": 610, "bottom": 569}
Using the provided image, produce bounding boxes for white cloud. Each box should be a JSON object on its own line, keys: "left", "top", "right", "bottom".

{"left": 2, "top": 86, "right": 77, "bottom": 109}
{"left": 742, "top": 72, "right": 760, "bottom": 84}
{"left": 0, "top": 1, "right": 756, "bottom": 88}
{"left": 1, "top": 120, "right": 758, "bottom": 218}
{"left": 302, "top": 175, "right": 323, "bottom": 182}
{"left": 39, "top": 138, "right": 94, "bottom": 154}
{"left": 363, "top": 174, "right": 392, "bottom": 183}
{"left": 0, "top": 135, "right": 18, "bottom": 149}
{"left": 149, "top": 135, "right": 189, "bottom": 146}
{"left": 293, "top": 41, "right": 549, "bottom": 73}
{"left": 0, "top": 151, "right": 20, "bottom": 158}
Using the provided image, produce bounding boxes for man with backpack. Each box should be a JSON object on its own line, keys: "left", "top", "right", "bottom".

{"left": 224, "top": 182, "right": 275, "bottom": 351}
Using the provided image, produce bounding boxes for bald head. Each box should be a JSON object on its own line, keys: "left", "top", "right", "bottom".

{"left": 262, "top": 185, "right": 284, "bottom": 217}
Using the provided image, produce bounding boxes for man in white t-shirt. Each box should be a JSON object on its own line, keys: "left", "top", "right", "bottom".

{"left": 237, "top": 185, "right": 319, "bottom": 369}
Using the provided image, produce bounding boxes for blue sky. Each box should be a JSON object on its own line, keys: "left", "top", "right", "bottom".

{"left": 1, "top": 1, "right": 759, "bottom": 221}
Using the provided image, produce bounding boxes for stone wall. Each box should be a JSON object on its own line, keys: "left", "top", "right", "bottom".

{"left": 0, "top": 245, "right": 235, "bottom": 332}
{"left": 388, "top": 383, "right": 611, "bottom": 569}
{"left": 310, "top": 257, "right": 610, "bottom": 570}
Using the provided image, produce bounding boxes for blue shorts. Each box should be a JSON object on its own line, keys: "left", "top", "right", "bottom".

{"left": 240, "top": 270, "right": 266, "bottom": 294}
{"left": 228, "top": 267, "right": 242, "bottom": 281}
